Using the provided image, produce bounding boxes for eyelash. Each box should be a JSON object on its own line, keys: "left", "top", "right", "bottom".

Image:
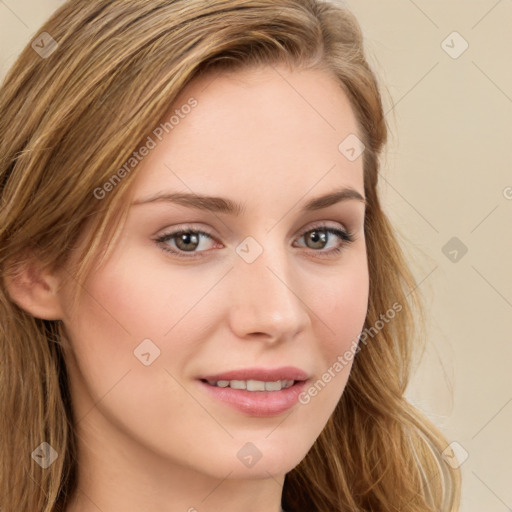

{"left": 155, "top": 223, "right": 356, "bottom": 260}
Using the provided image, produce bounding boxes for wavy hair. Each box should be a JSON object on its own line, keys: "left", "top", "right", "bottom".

{"left": 0, "top": 0, "right": 461, "bottom": 510}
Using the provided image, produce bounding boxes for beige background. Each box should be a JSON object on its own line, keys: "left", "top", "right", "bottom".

{"left": 1, "top": 1, "right": 511, "bottom": 510}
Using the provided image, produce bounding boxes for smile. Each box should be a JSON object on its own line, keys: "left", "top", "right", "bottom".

{"left": 203, "top": 379, "right": 296, "bottom": 391}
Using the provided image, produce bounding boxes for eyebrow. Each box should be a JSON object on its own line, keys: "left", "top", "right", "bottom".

{"left": 131, "top": 186, "right": 366, "bottom": 215}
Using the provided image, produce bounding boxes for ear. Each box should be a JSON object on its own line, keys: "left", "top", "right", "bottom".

{"left": 3, "top": 256, "right": 66, "bottom": 321}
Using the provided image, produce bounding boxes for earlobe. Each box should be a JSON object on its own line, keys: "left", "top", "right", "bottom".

{"left": 3, "top": 258, "right": 65, "bottom": 321}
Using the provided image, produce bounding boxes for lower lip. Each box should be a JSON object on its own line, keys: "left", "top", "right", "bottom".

{"left": 198, "top": 380, "right": 308, "bottom": 417}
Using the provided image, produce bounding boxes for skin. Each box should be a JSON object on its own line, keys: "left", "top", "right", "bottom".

{"left": 8, "top": 64, "right": 369, "bottom": 512}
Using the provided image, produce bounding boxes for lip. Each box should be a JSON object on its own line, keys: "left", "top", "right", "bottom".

{"left": 198, "top": 380, "right": 308, "bottom": 417}
{"left": 197, "top": 366, "right": 310, "bottom": 417}
{"left": 198, "top": 366, "right": 309, "bottom": 382}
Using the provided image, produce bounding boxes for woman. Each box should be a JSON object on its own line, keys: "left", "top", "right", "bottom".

{"left": 0, "top": 1, "right": 461, "bottom": 511}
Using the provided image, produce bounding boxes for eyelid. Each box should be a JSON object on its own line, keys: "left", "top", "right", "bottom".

{"left": 154, "top": 219, "right": 350, "bottom": 240}
{"left": 154, "top": 220, "right": 356, "bottom": 259}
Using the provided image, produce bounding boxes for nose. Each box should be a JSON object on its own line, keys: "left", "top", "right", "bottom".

{"left": 227, "top": 241, "right": 311, "bottom": 343}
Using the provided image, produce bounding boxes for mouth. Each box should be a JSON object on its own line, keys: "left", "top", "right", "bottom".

{"left": 198, "top": 366, "right": 309, "bottom": 384}
{"left": 200, "top": 378, "right": 298, "bottom": 391}
{"left": 196, "top": 367, "right": 309, "bottom": 417}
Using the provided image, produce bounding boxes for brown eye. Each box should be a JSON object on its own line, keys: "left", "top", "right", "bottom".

{"left": 295, "top": 225, "right": 355, "bottom": 256}
{"left": 155, "top": 228, "right": 217, "bottom": 258}
{"left": 174, "top": 231, "right": 201, "bottom": 252}
{"left": 155, "top": 224, "right": 355, "bottom": 260}
{"left": 304, "top": 229, "right": 329, "bottom": 250}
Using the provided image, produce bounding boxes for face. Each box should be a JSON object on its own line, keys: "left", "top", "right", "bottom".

{"left": 56, "top": 64, "right": 369, "bottom": 482}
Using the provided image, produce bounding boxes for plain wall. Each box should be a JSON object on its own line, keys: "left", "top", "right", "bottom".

{"left": 1, "top": 1, "right": 511, "bottom": 510}
{"left": 344, "top": 2, "right": 512, "bottom": 511}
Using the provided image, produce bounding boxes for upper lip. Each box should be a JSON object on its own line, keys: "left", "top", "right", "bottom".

{"left": 198, "top": 366, "right": 309, "bottom": 382}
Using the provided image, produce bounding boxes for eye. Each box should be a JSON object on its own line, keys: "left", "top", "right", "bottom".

{"left": 155, "top": 227, "right": 218, "bottom": 258}
{"left": 154, "top": 223, "right": 356, "bottom": 259}
{"left": 293, "top": 223, "right": 356, "bottom": 258}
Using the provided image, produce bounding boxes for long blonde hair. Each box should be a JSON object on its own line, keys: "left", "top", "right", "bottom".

{"left": 0, "top": 1, "right": 461, "bottom": 510}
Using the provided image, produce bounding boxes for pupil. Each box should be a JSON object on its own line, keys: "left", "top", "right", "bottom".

{"left": 177, "top": 232, "right": 199, "bottom": 251}
{"left": 309, "top": 230, "right": 326, "bottom": 249}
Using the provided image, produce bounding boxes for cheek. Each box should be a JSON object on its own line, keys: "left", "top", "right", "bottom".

{"left": 67, "top": 247, "right": 203, "bottom": 344}
{"left": 52, "top": 249, "right": 370, "bottom": 481}
{"left": 308, "top": 250, "right": 369, "bottom": 355}
{"left": 297, "top": 250, "right": 369, "bottom": 406}
{"left": 59, "top": 251, "right": 206, "bottom": 452}
{"left": 60, "top": 245, "right": 218, "bottom": 405}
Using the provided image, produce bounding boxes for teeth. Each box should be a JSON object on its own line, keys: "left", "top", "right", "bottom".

{"left": 264, "top": 380, "right": 282, "bottom": 391}
{"left": 206, "top": 379, "right": 295, "bottom": 391}
{"left": 230, "top": 380, "right": 246, "bottom": 390}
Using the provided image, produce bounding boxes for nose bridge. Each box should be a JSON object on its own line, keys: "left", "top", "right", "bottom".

{"left": 228, "top": 234, "right": 310, "bottom": 340}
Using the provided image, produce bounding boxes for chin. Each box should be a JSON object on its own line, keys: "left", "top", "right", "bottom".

{"left": 165, "top": 438, "right": 306, "bottom": 482}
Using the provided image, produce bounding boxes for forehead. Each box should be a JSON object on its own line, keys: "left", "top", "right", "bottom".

{"left": 131, "top": 64, "right": 364, "bottom": 208}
